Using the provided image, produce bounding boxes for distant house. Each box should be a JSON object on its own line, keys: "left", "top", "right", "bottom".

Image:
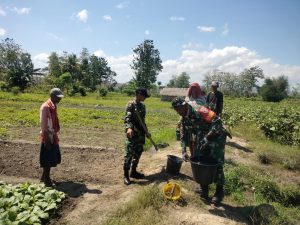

{"left": 160, "top": 88, "right": 188, "bottom": 101}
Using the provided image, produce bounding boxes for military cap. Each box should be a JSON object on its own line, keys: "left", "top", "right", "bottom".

{"left": 136, "top": 87, "right": 150, "bottom": 98}
{"left": 171, "top": 97, "right": 186, "bottom": 108}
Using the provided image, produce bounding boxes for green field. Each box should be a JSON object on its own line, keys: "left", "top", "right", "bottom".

{"left": 1, "top": 91, "right": 300, "bottom": 224}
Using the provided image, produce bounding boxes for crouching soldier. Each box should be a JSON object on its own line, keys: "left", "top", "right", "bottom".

{"left": 123, "top": 88, "right": 151, "bottom": 185}
{"left": 171, "top": 97, "right": 227, "bottom": 204}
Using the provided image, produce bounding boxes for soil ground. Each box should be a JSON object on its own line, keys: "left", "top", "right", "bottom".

{"left": 0, "top": 136, "right": 299, "bottom": 225}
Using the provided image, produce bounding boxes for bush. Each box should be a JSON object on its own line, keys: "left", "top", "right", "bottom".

{"left": 0, "top": 81, "right": 8, "bottom": 91}
{"left": 98, "top": 87, "right": 108, "bottom": 97}
{"left": 79, "top": 87, "right": 87, "bottom": 96}
{"left": 260, "top": 76, "right": 288, "bottom": 102}
{"left": 11, "top": 86, "right": 20, "bottom": 95}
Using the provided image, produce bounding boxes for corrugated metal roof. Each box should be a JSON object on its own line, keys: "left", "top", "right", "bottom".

{"left": 160, "top": 88, "right": 188, "bottom": 96}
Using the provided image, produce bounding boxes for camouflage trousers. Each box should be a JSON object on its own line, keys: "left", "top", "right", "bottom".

{"left": 123, "top": 142, "right": 144, "bottom": 171}
{"left": 196, "top": 134, "right": 226, "bottom": 185}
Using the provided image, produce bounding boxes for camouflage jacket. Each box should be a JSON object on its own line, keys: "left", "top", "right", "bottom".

{"left": 180, "top": 105, "right": 225, "bottom": 157}
{"left": 124, "top": 99, "right": 146, "bottom": 144}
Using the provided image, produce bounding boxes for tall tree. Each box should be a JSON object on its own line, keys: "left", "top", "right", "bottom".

{"left": 61, "top": 53, "right": 81, "bottom": 81}
{"left": 239, "top": 66, "right": 264, "bottom": 96}
{"left": 167, "top": 72, "right": 190, "bottom": 88}
{"left": 48, "top": 52, "right": 61, "bottom": 78}
{"left": 0, "top": 38, "right": 33, "bottom": 90}
{"left": 131, "top": 39, "right": 163, "bottom": 89}
{"left": 88, "top": 55, "right": 116, "bottom": 90}
{"left": 79, "top": 48, "right": 90, "bottom": 88}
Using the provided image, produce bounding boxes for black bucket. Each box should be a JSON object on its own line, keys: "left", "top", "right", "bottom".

{"left": 166, "top": 155, "right": 183, "bottom": 175}
{"left": 190, "top": 156, "right": 220, "bottom": 185}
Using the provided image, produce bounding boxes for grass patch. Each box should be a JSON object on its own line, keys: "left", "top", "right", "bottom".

{"left": 0, "top": 127, "right": 7, "bottom": 138}
{"left": 0, "top": 91, "right": 178, "bottom": 150}
{"left": 103, "top": 185, "right": 166, "bottom": 225}
{"left": 232, "top": 122, "right": 300, "bottom": 171}
{"left": 224, "top": 160, "right": 300, "bottom": 224}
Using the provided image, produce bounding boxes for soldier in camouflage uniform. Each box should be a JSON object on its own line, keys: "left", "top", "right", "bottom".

{"left": 172, "top": 97, "right": 227, "bottom": 204}
{"left": 123, "top": 88, "right": 151, "bottom": 185}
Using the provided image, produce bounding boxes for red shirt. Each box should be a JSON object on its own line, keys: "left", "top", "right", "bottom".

{"left": 40, "top": 98, "right": 60, "bottom": 144}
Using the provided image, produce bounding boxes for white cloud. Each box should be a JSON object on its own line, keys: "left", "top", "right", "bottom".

{"left": 33, "top": 53, "right": 49, "bottom": 68}
{"left": 94, "top": 49, "right": 106, "bottom": 58}
{"left": 145, "top": 30, "right": 150, "bottom": 35}
{"left": 182, "top": 42, "right": 202, "bottom": 49}
{"left": 222, "top": 23, "right": 229, "bottom": 36}
{"left": 0, "top": 7, "right": 7, "bottom": 16}
{"left": 197, "top": 26, "right": 215, "bottom": 32}
{"left": 76, "top": 9, "right": 88, "bottom": 22}
{"left": 115, "top": 2, "right": 129, "bottom": 9}
{"left": 47, "top": 33, "right": 63, "bottom": 41}
{"left": 0, "top": 28, "right": 6, "bottom": 36}
{"left": 170, "top": 16, "right": 185, "bottom": 22}
{"left": 156, "top": 46, "right": 300, "bottom": 86}
{"left": 107, "top": 55, "right": 134, "bottom": 83}
{"left": 103, "top": 15, "right": 112, "bottom": 21}
{"left": 12, "top": 7, "right": 31, "bottom": 15}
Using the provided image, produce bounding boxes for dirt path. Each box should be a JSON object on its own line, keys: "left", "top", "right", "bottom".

{"left": 1, "top": 138, "right": 298, "bottom": 225}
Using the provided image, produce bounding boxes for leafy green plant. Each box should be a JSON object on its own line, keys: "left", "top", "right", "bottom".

{"left": 0, "top": 182, "right": 66, "bottom": 224}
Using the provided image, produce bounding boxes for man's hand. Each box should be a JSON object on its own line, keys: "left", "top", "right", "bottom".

{"left": 126, "top": 128, "right": 134, "bottom": 138}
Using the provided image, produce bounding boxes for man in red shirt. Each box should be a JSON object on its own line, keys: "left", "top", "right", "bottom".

{"left": 39, "top": 88, "right": 63, "bottom": 187}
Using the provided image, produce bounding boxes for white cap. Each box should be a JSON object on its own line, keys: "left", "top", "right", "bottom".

{"left": 50, "top": 88, "right": 64, "bottom": 98}
{"left": 211, "top": 81, "right": 219, "bottom": 87}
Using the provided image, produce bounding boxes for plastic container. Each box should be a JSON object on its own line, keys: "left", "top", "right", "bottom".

{"left": 166, "top": 155, "right": 183, "bottom": 175}
{"left": 162, "top": 182, "right": 181, "bottom": 200}
{"left": 190, "top": 156, "right": 220, "bottom": 185}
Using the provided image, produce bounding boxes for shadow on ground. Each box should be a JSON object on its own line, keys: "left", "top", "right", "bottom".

{"left": 54, "top": 181, "right": 102, "bottom": 197}
{"left": 133, "top": 166, "right": 194, "bottom": 186}
{"left": 209, "top": 202, "right": 254, "bottom": 224}
{"left": 226, "top": 141, "right": 253, "bottom": 153}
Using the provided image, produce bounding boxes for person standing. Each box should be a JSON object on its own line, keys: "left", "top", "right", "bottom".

{"left": 206, "top": 81, "right": 223, "bottom": 117}
{"left": 171, "top": 97, "right": 226, "bottom": 204}
{"left": 185, "top": 82, "right": 206, "bottom": 106}
{"left": 39, "top": 88, "right": 64, "bottom": 187}
{"left": 123, "top": 88, "right": 151, "bottom": 185}
{"left": 179, "top": 82, "right": 207, "bottom": 157}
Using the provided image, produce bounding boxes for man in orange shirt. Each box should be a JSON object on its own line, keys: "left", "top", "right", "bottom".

{"left": 39, "top": 88, "right": 63, "bottom": 187}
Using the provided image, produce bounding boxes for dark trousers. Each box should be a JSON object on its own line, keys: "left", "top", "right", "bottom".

{"left": 124, "top": 144, "right": 143, "bottom": 171}
{"left": 40, "top": 143, "right": 61, "bottom": 168}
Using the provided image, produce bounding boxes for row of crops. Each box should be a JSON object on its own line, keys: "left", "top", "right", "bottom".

{"left": 0, "top": 182, "right": 65, "bottom": 225}
{"left": 222, "top": 98, "right": 300, "bottom": 146}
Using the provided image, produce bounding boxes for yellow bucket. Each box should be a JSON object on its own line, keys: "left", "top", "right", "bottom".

{"left": 162, "top": 182, "right": 181, "bottom": 200}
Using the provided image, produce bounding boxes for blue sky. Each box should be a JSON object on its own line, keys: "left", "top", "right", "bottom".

{"left": 1, "top": 0, "right": 300, "bottom": 85}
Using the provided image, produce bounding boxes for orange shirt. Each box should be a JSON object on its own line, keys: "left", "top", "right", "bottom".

{"left": 40, "top": 98, "right": 60, "bottom": 144}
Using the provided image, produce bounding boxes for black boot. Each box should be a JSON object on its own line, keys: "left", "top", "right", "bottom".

{"left": 212, "top": 185, "right": 224, "bottom": 204}
{"left": 124, "top": 170, "right": 131, "bottom": 185}
{"left": 199, "top": 184, "right": 209, "bottom": 200}
{"left": 130, "top": 169, "right": 145, "bottom": 179}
